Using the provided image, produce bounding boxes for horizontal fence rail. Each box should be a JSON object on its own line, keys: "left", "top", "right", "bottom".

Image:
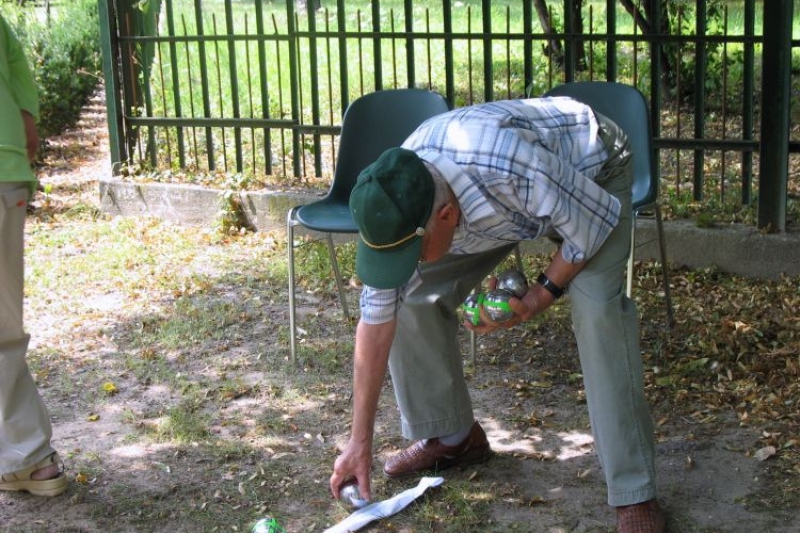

{"left": 100, "top": 0, "right": 799, "bottom": 228}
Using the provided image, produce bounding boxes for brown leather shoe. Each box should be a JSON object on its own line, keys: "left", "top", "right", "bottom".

{"left": 383, "top": 422, "right": 492, "bottom": 478}
{"left": 616, "top": 499, "right": 666, "bottom": 533}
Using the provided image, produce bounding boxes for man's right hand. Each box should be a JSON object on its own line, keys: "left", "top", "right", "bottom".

{"left": 330, "top": 439, "right": 373, "bottom": 502}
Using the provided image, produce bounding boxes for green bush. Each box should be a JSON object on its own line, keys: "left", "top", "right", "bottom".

{"left": 2, "top": 0, "right": 102, "bottom": 139}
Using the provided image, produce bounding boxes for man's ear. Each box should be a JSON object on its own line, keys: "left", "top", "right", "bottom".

{"left": 437, "top": 201, "right": 459, "bottom": 225}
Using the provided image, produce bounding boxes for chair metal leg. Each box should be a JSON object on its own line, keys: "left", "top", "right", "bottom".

{"left": 654, "top": 204, "right": 675, "bottom": 328}
{"left": 287, "top": 207, "right": 299, "bottom": 363}
{"left": 627, "top": 206, "right": 675, "bottom": 329}
{"left": 626, "top": 213, "right": 637, "bottom": 298}
{"left": 470, "top": 328, "right": 477, "bottom": 367}
{"left": 513, "top": 244, "right": 524, "bottom": 272}
{"left": 325, "top": 234, "right": 350, "bottom": 319}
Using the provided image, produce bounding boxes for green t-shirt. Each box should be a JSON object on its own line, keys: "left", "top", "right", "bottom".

{"left": 0, "top": 13, "right": 39, "bottom": 186}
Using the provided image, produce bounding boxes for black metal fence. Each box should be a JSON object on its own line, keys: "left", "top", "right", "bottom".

{"left": 99, "top": 0, "right": 799, "bottom": 230}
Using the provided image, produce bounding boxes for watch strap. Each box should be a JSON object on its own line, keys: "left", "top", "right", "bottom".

{"left": 536, "top": 273, "right": 565, "bottom": 299}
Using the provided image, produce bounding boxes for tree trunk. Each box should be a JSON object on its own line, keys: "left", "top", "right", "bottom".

{"left": 619, "top": 0, "right": 675, "bottom": 89}
{"left": 569, "top": 0, "right": 588, "bottom": 71}
{"left": 296, "top": 0, "right": 321, "bottom": 13}
{"left": 533, "top": 0, "right": 563, "bottom": 64}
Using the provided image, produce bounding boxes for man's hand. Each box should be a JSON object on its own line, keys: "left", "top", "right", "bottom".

{"left": 330, "top": 439, "right": 373, "bottom": 502}
{"left": 21, "top": 110, "right": 39, "bottom": 162}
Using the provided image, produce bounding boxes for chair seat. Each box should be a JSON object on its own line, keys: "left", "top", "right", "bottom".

{"left": 295, "top": 199, "right": 360, "bottom": 234}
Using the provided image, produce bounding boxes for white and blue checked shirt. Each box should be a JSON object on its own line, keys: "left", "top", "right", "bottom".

{"left": 361, "top": 98, "right": 620, "bottom": 324}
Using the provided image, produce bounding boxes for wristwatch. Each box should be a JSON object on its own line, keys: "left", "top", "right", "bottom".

{"left": 536, "top": 273, "right": 565, "bottom": 299}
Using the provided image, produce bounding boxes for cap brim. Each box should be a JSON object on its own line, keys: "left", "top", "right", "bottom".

{"left": 356, "top": 236, "right": 422, "bottom": 290}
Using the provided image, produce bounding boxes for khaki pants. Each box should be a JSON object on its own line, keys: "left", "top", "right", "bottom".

{"left": 0, "top": 181, "right": 55, "bottom": 474}
{"left": 387, "top": 116, "right": 657, "bottom": 507}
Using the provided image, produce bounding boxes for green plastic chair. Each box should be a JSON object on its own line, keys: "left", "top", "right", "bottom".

{"left": 544, "top": 81, "right": 674, "bottom": 327}
{"left": 287, "top": 89, "right": 451, "bottom": 361}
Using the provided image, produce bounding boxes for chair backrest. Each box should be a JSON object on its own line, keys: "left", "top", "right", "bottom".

{"left": 543, "top": 82, "right": 658, "bottom": 210}
{"left": 327, "top": 89, "right": 451, "bottom": 203}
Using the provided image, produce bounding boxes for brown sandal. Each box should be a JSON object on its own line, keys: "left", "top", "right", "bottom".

{"left": 0, "top": 452, "right": 67, "bottom": 497}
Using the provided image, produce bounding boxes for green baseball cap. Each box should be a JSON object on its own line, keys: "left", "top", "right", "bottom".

{"left": 349, "top": 148, "right": 435, "bottom": 289}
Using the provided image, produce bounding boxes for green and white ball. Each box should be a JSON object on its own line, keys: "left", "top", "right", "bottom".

{"left": 461, "top": 293, "right": 485, "bottom": 326}
{"left": 483, "top": 289, "right": 515, "bottom": 322}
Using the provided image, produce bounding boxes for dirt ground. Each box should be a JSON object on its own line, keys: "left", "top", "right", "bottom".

{"left": 1, "top": 96, "right": 798, "bottom": 533}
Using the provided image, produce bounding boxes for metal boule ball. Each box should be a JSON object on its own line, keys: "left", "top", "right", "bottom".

{"left": 483, "top": 289, "right": 516, "bottom": 323}
{"left": 461, "top": 293, "right": 485, "bottom": 326}
{"left": 251, "top": 517, "right": 285, "bottom": 533}
{"left": 496, "top": 269, "right": 529, "bottom": 298}
{"left": 340, "top": 483, "right": 369, "bottom": 509}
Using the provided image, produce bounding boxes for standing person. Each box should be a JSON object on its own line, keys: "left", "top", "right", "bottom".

{"left": 0, "top": 13, "right": 67, "bottom": 497}
{"left": 329, "top": 98, "right": 665, "bottom": 532}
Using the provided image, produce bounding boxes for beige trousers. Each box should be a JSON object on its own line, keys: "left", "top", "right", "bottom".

{"left": 0, "top": 181, "right": 55, "bottom": 474}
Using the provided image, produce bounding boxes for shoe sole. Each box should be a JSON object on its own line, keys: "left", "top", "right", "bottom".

{"left": 0, "top": 473, "right": 68, "bottom": 497}
{"left": 384, "top": 447, "right": 494, "bottom": 479}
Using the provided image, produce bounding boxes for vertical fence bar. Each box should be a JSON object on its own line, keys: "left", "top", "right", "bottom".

{"left": 675, "top": 6, "right": 683, "bottom": 197}
{"left": 588, "top": 6, "right": 594, "bottom": 80}
{"left": 632, "top": 9, "right": 639, "bottom": 85}
{"left": 371, "top": 0, "right": 382, "bottom": 90}
{"left": 404, "top": 0, "right": 415, "bottom": 88}
{"left": 720, "top": 6, "right": 729, "bottom": 203}
{"left": 181, "top": 16, "right": 200, "bottom": 167}
{"left": 272, "top": 14, "right": 288, "bottom": 177}
{"left": 443, "top": 0, "right": 454, "bottom": 103}
{"left": 164, "top": 0, "right": 185, "bottom": 169}
{"left": 337, "top": 0, "right": 349, "bottom": 108}
{"left": 563, "top": 0, "right": 575, "bottom": 82}
{"left": 758, "top": 0, "right": 793, "bottom": 232}
{"left": 143, "top": 56, "right": 157, "bottom": 168}
{"left": 324, "top": 10, "right": 335, "bottom": 169}
{"left": 523, "top": 0, "right": 532, "bottom": 95}
{"left": 741, "top": 0, "right": 755, "bottom": 205}
{"left": 245, "top": 16, "right": 256, "bottom": 171}
{"left": 285, "top": 0, "right": 301, "bottom": 177}
{"left": 194, "top": 0, "right": 215, "bottom": 171}
{"left": 425, "top": 10, "right": 433, "bottom": 90}
{"left": 255, "top": 0, "right": 272, "bottom": 175}
{"left": 155, "top": 41, "right": 172, "bottom": 168}
{"left": 649, "top": 0, "right": 661, "bottom": 143}
{"left": 505, "top": 7, "right": 511, "bottom": 99}
{"left": 295, "top": 12, "right": 307, "bottom": 178}
{"left": 224, "top": 0, "right": 243, "bottom": 173}
{"left": 390, "top": 10, "right": 398, "bottom": 88}
{"left": 356, "top": 11, "right": 365, "bottom": 94}
{"left": 306, "top": 6, "right": 322, "bottom": 175}
{"left": 212, "top": 15, "right": 228, "bottom": 172}
{"left": 693, "top": 0, "right": 707, "bottom": 201}
{"left": 467, "top": 8, "right": 474, "bottom": 104}
{"left": 482, "top": 0, "right": 493, "bottom": 102}
{"left": 606, "top": 0, "right": 616, "bottom": 81}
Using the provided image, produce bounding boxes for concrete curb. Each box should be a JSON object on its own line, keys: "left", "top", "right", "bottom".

{"left": 99, "top": 179, "right": 800, "bottom": 281}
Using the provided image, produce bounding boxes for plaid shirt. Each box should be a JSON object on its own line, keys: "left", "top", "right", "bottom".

{"left": 361, "top": 98, "right": 620, "bottom": 324}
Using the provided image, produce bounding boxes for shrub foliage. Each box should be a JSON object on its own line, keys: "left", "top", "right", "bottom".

{"left": 2, "top": 0, "right": 102, "bottom": 139}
